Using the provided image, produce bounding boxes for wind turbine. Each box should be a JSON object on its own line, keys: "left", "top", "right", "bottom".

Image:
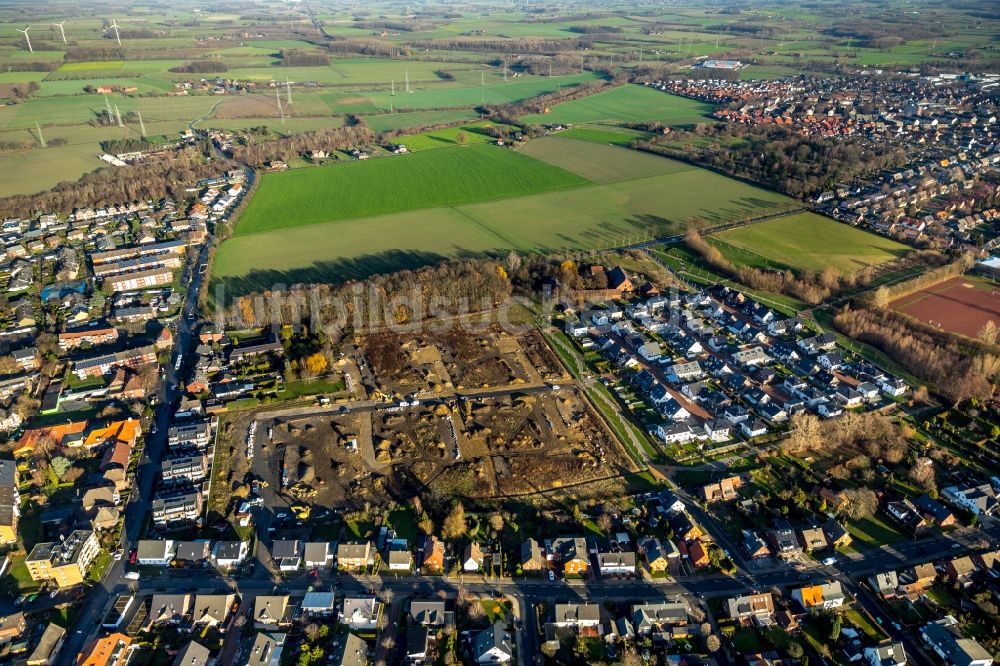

{"left": 109, "top": 20, "right": 122, "bottom": 47}
{"left": 52, "top": 21, "right": 67, "bottom": 44}
{"left": 17, "top": 27, "right": 32, "bottom": 53}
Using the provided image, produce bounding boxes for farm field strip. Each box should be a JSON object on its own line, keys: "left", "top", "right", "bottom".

{"left": 233, "top": 144, "right": 590, "bottom": 236}
{"left": 214, "top": 147, "right": 795, "bottom": 293}
{"left": 710, "top": 212, "right": 911, "bottom": 275}
{"left": 516, "top": 135, "right": 690, "bottom": 183}
{"left": 521, "top": 83, "right": 715, "bottom": 126}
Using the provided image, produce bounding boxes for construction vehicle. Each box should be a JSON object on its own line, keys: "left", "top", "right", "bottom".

{"left": 290, "top": 505, "right": 311, "bottom": 520}
{"left": 371, "top": 389, "right": 393, "bottom": 403}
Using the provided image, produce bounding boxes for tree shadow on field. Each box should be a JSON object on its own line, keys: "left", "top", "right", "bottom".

{"left": 211, "top": 248, "right": 504, "bottom": 304}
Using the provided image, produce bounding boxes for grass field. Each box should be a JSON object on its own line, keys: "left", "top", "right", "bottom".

{"left": 517, "top": 135, "right": 685, "bottom": 183}
{"left": 214, "top": 145, "right": 793, "bottom": 294}
{"left": 521, "top": 84, "right": 715, "bottom": 127}
{"left": 234, "top": 144, "right": 589, "bottom": 236}
{"left": 556, "top": 126, "right": 652, "bottom": 146}
{"left": 711, "top": 212, "right": 910, "bottom": 275}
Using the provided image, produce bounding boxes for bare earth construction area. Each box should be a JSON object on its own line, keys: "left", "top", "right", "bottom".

{"left": 890, "top": 275, "right": 1000, "bottom": 337}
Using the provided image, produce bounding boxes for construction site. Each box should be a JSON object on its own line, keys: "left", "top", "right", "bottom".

{"left": 216, "top": 326, "right": 635, "bottom": 519}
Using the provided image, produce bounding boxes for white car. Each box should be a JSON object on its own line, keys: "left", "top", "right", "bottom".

{"left": 822, "top": 557, "right": 838, "bottom": 566}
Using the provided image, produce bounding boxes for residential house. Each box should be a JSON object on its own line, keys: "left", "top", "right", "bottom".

{"left": 247, "top": 632, "right": 285, "bottom": 666}
{"left": 824, "top": 519, "right": 853, "bottom": 549}
{"left": 0, "top": 612, "right": 25, "bottom": 643}
{"left": 190, "top": 594, "right": 235, "bottom": 629}
{"left": 870, "top": 571, "right": 900, "bottom": 597}
{"left": 553, "top": 603, "right": 602, "bottom": 631}
{"left": 520, "top": 538, "right": 547, "bottom": 573}
{"left": 921, "top": 618, "right": 993, "bottom": 666}
{"left": 633, "top": 602, "right": 688, "bottom": 635}
{"left": 147, "top": 593, "right": 192, "bottom": 627}
{"left": 670, "top": 513, "right": 703, "bottom": 541}
{"left": 638, "top": 537, "right": 671, "bottom": 574}
{"left": 942, "top": 484, "right": 999, "bottom": 517}
{"left": 303, "top": 542, "right": 335, "bottom": 569}
{"left": 301, "top": 592, "right": 336, "bottom": 617}
{"left": 410, "top": 600, "right": 452, "bottom": 627}
{"left": 726, "top": 593, "right": 776, "bottom": 625}
{"left": 77, "top": 633, "right": 133, "bottom": 666}
{"left": 337, "top": 541, "right": 372, "bottom": 571}
{"left": 25, "top": 529, "right": 99, "bottom": 588}
{"left": 422, "top": 535, "right": 445, "bottom": 573}
{"left": 272, "top": 540, "right": 303, "bottom": 572}
{"left": 463, "top": 543, "right": 485, "bottom": 572}
{"left": 212, "top": 541, "right": 249, "bottom": 569}
{"left": 174, "top": 540, "right": 212, "bottom": 564}
{"left": 743, "top": 532, "right": 772, "bottom": 560}
{"left": 792, "top": 581, "right": 846, "bottom": 610}
{"left": 473, "top": 623, "right": 513, "bottom": 664}
{"left": 387, "top": 544, "right": 412, "bottom": 572}
{"left": 26, "top": 623, "right": 65, "bottom": 666}
{"left": 703, "top": 476, "right": 742, "bottom": 502}
{"left": 899, "top": 563, "right": 937, "bottom": 599}
{"left": 551, "top": 537, "right": 589, "bottom": 576}
{"left": 173, "top": 642, "right": 211, "bottom": 666}
{"left": 597, "top": 549, "right": 636, "bottom": 577}
{"left": 687, "top": 540, "right": 711, "bottom": 568}
{"left": 332, "top": 633, "right": 366, "bottom": 666}
{"left": 0, "top": 459, "right": 19, "bottom": 545}
{"left": 865, "top": 643, "right": 907, "bottom": 666}
{"left": 137, "top": 539, "right": 176, "bottom": 566}
{"left": 799, "top": 528, "right": 828, "bottom": 552}
{"left": 914, "top": 494, "right": 956, "bottom": 527}
{"left": 945, "top": 556, "right": 976, "bottom": 585}
{"left": 253, "top": 596, "right": 292, "bottom": 630}
{"left": 341, "top": 597, "right": 381, "bottom": 631}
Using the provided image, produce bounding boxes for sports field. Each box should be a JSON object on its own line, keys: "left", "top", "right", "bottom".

{"left": 890, "top": 276, "right": 1000, "bottom": 339}
{"left": 521, "top": 84, "right": 714, "bottom": 127}
{"left": 711, "top": 213, "right": 910, "bottom": 275}
{"left": 234, "top": 144, "right": 589, "bottom": 236}
{"left": 214, "top": 143, "right": 794, "bottom": 293}
{"left": 517, "top": 135, "right": 684, "bottom": 183}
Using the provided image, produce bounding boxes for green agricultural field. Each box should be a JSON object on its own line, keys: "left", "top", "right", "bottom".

{"left": 557, "top": 126, "right": 652, "bottom": 146}
{"left": 394, "top": 124, "right": 500, "bottom": 152}
{"left": 517, "top": 135, "right": 685, "bottom": 183}
{"left": 0, "top": 143, "right": 102, "bottom": 197}
{"left": 234, "top": 144, "right": 589, "bottom": 236}
{"left": 711, "top": 212, "right": 911, "bottom": 275}
{"left": 362, "top": 110, "right": 480, "bottom": 132}
{"left": 214, "top": 146, "right": 794, "bottom": 293}
{"left": 521, "top": 84, "right": 715, "bottom": 127}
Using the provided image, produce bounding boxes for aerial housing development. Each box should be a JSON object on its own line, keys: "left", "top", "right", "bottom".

{"left": 0, "top": 1, "right": 999, "bottom": 665}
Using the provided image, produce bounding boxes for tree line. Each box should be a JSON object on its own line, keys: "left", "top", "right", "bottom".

{"left": 227, "top": 125, "right": 374, "bottom": 167}
{"left": 834, "top": 305, "right": 999, "bottom": 406}
{"left": 226, "top": 258, "right": 514, "bottom": 340}
{"left": 280, "top": 49, "right": 330, "bottom": 67}
{"left": 0, "top": 144, "right": 231, "bottom": 219}
{"left": 638, "top": 124, "right": 909, "bottom": 199}
{"left": 169, "top": 60, "right": 229, "bottom": 73}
